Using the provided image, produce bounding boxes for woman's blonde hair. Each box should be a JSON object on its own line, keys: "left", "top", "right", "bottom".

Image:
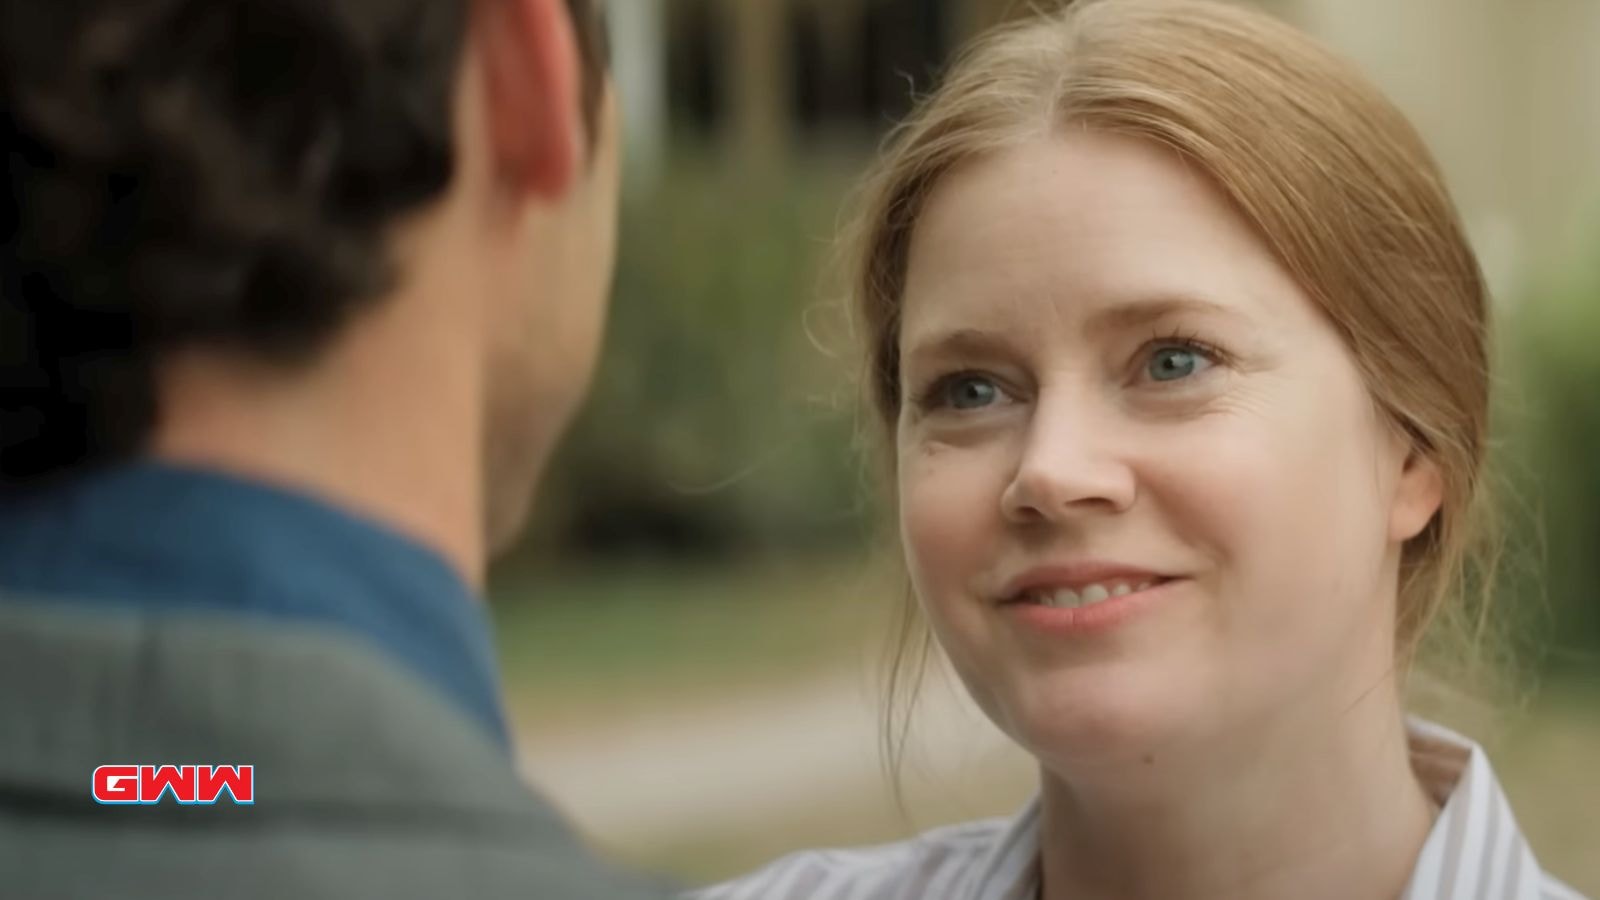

{"left": 851, "top": 0, "right": 1503, "bottom": 774}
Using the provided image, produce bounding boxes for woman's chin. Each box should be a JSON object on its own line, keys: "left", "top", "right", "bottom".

{"left": 989, "top": 669, "right": 1206, "bottom": 770}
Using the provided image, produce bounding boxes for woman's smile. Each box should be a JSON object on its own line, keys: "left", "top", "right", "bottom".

{"left": 991, "top": 560, "right": 1186, "bottom": 635}
{"left": 1001, "top": 576, "right": 1188, "bottom": 635}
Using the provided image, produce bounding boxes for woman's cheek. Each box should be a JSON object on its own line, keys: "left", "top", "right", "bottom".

{"left": 1152, "top": 406, "right": 1366, "bottom": 644}
{"left": 899, "top": 440, "right": 1004, "bottom": 606}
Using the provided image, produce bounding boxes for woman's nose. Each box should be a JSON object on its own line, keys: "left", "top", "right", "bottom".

{"left": 999, "top": 403, "right": 1137, "bottom": 525}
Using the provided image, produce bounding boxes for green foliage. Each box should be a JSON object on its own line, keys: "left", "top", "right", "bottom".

{"left": 520, "top": 153, "right": 879, "bottom": 560}
{"left": 1501, "top": 246, "right": 1600, "bottom": 672}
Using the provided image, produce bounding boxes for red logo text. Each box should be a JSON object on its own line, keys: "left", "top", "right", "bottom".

{"left": 92, "top": 765, "right": 255, "bottom": 805}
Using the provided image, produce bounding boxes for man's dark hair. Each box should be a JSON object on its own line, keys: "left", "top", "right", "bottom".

{"left": 0, "top": 0, "right": 609, "bottom": 488}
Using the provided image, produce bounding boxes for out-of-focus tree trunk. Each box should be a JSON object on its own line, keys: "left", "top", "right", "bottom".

{"left": 725, "top": 0, "right": 791, "bottom": 170}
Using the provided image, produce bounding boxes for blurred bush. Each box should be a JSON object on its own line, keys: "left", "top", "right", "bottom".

{"left": 1503, "top": 235, "right": 1600, "bottom": 672}
{"left": 519, "top": 152, "right": 881, "bottom": 561}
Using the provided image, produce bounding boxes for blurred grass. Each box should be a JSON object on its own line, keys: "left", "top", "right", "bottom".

{"left": 490, "top": 556, "right": 895, "bottom": 726}
{"left": 1491, "top": 680, "right": 1600, "bottom": 893}
{"left": 493, "top": 561, "right": 1600, "bottom": 893}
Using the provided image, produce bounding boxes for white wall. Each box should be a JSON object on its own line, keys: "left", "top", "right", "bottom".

{"left": 1290, "top": 0, "right": 1600, "bottom": 298}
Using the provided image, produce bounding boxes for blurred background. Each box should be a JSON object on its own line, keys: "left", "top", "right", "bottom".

{"left": 493, "top": 0, "right": 1600, "bottom": 891}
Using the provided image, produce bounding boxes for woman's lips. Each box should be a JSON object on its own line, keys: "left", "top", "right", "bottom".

{"left": 1000, "top": 577, "right": 1184, "bottom": 635}
{"left": 1004, "top": 575, "right": 1173, "bottom": 609}
{"left": 998, "top": 562, "right": 1177, "bottom": 605}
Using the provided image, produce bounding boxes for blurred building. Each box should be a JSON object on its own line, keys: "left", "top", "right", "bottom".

{"left": 608, "top": 0, "right": 978, "bottom": 180}
{"left": 1293, "top": 0, "right": 1600, "bottom": 295}
{"left": 608, "top": 0, "right": 1600, "bottom": 297}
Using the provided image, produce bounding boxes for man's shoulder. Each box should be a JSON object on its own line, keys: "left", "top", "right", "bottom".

{"left": 0, "top": 811, "right": 675, "bottom": 900}
{"left": 0, "top": 597, "right": 676, "bottom": 899}
{"left": 0, "top": 595, "right": 515, "bottom": 796}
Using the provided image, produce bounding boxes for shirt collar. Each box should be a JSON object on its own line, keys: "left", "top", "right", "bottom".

{"left": 969, "top": 718, "right": 1568, "bottom": 900}
{"left": 1401, "top": 717, "right": 1566, "bottom": 899}
{"left": 0, "top": 460, "right": 509, "bottom": 747}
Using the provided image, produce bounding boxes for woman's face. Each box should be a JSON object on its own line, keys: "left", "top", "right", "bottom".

{"left": 895, "top": 131, "right": 1443, "bottom": 767}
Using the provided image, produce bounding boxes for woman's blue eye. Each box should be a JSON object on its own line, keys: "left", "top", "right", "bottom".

{"left": 943, "top": 375, "right": 1001, "bottom": 409}
{"left": 1147, "top": 346, "right": 1212, "bottom": 382}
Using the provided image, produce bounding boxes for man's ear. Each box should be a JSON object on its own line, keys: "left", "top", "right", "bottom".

{"left": 1390, "top": 447, "right": 1445, "bottom": 543}
{"left": 474, "top": 0, "right": 582, "bottom": 199}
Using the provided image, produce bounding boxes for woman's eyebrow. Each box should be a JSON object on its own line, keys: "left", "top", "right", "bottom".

{"left": 901, "top": 296, "right": 1248, "bottom": 367}
{"left": 901, "top": 327, "right": 1022, "bottom": 369}
{"left": 1082, "top": 294, "right": 1246, "bottom": 336}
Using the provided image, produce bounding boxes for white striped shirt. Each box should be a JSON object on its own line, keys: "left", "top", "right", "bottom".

{"left": 690, "top": 719, "right": 1586, "bottom": 900}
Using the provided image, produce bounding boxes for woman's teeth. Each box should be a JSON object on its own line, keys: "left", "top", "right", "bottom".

{"left": 1030, "top": 580, "right": 1156, "bottom": 608}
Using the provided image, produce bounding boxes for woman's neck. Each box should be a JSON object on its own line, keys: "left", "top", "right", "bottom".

{"left": 1037, "top": 678, "right": 1436, "bottom": 900}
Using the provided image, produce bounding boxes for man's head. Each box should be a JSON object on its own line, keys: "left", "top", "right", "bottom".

{"left": 1, "top": 0, "right": 619, "bottom": 561}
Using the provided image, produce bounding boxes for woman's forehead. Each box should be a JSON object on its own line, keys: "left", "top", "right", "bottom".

{"left": 899, "top": 135, "right": 1308, "bottom": 348}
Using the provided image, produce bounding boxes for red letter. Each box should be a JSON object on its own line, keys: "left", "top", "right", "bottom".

{"left": 197, "top": 765, "right": 254, "bottom": 804}
{"left": 93, "top": 765, "right": 139, "bottom": 804}
{"left": 140, "top": 765, "right": 198, "bottom": 804}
